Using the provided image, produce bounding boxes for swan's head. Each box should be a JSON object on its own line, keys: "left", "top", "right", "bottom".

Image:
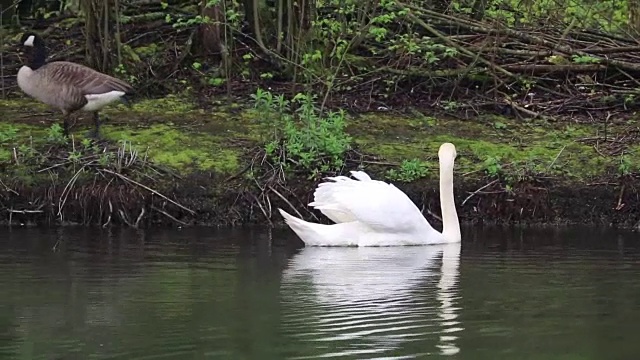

{"left": 438, "top": 143, "right": 457, "bottom": 163}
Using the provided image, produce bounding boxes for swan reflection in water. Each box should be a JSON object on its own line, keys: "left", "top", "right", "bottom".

{"left": 280, "top": 243, "right": 462, "bottom": 359}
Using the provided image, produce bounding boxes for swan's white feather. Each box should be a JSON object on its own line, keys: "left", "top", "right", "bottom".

{"left": 278, "top": 209, "right": 363, "bottom": 246}
{"left": 280, "top": 171, "right": 444, "bottom": 246}
{"left": 349, "top": 170, "right": 372, "bottom": 181}
{"left": 279, "top": 208, "right": 440, "bottom": 246}
{"left": 309, "top": 173, "right": 433, "bottom": 233}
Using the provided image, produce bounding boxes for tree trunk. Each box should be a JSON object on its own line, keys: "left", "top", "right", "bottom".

{"left": 81, "top": 0, "right": 115, "bottom": 73}
{"left": 243, "top": 0, "right": 256, "bottom": 36}
{"left": 197, "top": 0, "right": 223, "bottom": 59}
{"left": 630, "top": 0, "right": 640, "bottom": 35}
{"left": 470, "top": 0, "right": 488, "bottom": 21}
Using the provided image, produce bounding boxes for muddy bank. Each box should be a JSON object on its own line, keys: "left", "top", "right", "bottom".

{"left": 4, "top": 166, "right": 640, "bottom": 229}
{"left": 2, "top": 97, "right": 640, "bottom": 229}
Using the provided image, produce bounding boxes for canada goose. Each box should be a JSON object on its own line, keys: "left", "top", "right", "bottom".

{"left": 17, "top": 32, "right": 134, "bottom": 138}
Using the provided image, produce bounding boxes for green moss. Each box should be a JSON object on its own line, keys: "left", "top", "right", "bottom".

{"left": 1, "top": 96, "right": 636, "bottom": 183}
{"left": 103, "top": 123, "right": 240, "bottom": 173}
{"left": 0, "top": 98, "right": 50, "bottom": 112}
{"left": 0, "top": 148, "right": 11, "bottom": 162}
{"left": 350, "top": 112, "right": 626, "bottom": 181}
{"left": 133, "top": 43, "right": 160, "bottom": 58}
{"left": 57, "top": 17, "right": 80, "bottom": 29}
{"left": 0, "top": 122, "right": 49, "bottom": 143}
{"left": 128, "top": 95, "right": 199, "bottom": 114}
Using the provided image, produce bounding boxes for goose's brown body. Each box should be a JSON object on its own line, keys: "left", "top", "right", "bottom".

{"left": 17, "top": 32, "right": 134, "bottom": 137}
{"left": 18, "top": 61, "right": 133, "bottom": 115}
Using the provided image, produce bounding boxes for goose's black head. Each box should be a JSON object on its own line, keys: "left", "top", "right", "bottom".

{"left": 20, "top": 32, "right": 45, "bottom": 48}
{"left": 19, "top": 32, "right": 47, "bottom": 70}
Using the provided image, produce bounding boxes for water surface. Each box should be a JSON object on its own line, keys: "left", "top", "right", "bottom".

{"left": 0, "top": 226, "right": 638, "bottom": 359}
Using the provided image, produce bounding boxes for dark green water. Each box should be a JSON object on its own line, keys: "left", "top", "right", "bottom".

{"left": 0, "top": 226, "right": 638, "bottom": 359}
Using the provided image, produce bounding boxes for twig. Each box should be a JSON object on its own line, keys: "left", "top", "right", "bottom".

{"left": 52, "top": 240, "right": 61, "bottom": 252}
{"left": 405, "top": 12, "right": 517, "bottom": 80}
{"left": 224, "top": 162, "right": 252, "bottom": 182}
{"left": 100, "top": 168, "right": 196, "bottom": 215}
{"left": 547, "top": 145, "right": 566, "bottom": 170}
{"left": 502, "top": 94, "right": 554, "bottom": 121}
{"left": 0, "top": 178, "right": 19, "bottom": 195}
{"left": 251, "top": 193, "right": 273, "bottom": 227}
{"left": 58, "top": 165, "right": 87, "bottom": 219}
{"left": 6, "top": 209, "right": 44, "bottom": 214}
{"left": 118, "top": 209, "right": 134, "bottom": 227}
{"left": 102, "top": 200, "right": 113, "bottom": 228}
{"left": 616, "top": 184, "right": 625, "bottom": 211}
{"left": 268, "top": 185, "right": 304, "bottom": 219}
{"left": 134, "top": 207, "right": 146, "bottom": 228}
{"left": 151, "top": 205, "right": 188, "bottom": 226}
{"left": 425, "top": 208, "right": 443, "bottom": 223}
{"left": 462, "top": 179, "right": 499, "bottom": 206}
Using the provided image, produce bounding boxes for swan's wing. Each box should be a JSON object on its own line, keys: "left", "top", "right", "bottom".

{"left": 309, "top": 171, "right": 375, "bottom": 223}
{"left": 309, "top": 174, "right": 434, "bottom": 233}
{"left": 349, "top": 170, "right": 372, "bottom": 181}
{"left": 311, "top": 175, "right": 361, "bottom": 223}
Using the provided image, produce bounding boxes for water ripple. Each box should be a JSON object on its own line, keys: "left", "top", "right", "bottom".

{"left": 280, "top": 243, "right": 462, "bottom": 359}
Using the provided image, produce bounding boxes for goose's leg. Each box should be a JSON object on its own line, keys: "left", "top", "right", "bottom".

{"left": 62, "top": 113, "right": 70, "bottom": 137}
{"left": 88, "top": 111, "right": 102, "bottom": 139}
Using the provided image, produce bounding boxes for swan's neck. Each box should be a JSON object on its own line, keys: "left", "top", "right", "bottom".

{"left": 439, "top": 160, "right": 461, "bottom": 242}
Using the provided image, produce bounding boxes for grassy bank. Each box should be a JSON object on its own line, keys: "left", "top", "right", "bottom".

{"left": 1, "top": 92, "right": 640, "bottom": 229}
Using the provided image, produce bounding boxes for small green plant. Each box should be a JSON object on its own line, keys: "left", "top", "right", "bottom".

{"left": 46, "top": 124, "right": 67, "bottom": 145}
{"left": 441, "top": 101, "right": 460, "bottom": 112}
{"left": 260, "top": 72, "right": 274, "bottom": 80}
{"left": 208, "top": 77, "right": 225, "bottom": 86}
{"left": 624, "top": 94, "right": 635, "bottom": 105}
{"left": 114, "top": 63, "right": 137, "bottom": 85}
{"left": 386, "top": 158, "right": 429, "bottom": 182}
{"left": 618, "top": 154, "right": 632, "bottom": 176}
{"left": 14, "top": 139, "right": 43, "bottom": 166}
{"left": 191, "top": 61, "right": 225, "bottom": 86}
{"left": 252, "top": 89, "right": 352, "bottom": 176}
{"left": 572, "top": 54, "right": 600, "bottom": 64}
{"left": 68, "top": 149, "right": 82, "bottom": 163}
{"left": 483, "top": 156, "right": 502, "bottom": 177}
{"left": 0, "top": 126, "right": 18, "bottom": 143}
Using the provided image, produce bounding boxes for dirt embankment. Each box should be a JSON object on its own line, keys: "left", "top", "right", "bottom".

{"left": 2, "top": 97, "right": 640, "bottom": 230}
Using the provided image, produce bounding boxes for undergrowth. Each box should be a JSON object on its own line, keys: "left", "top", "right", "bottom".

{"left": 0, "top": 124, "right": 194, "bottom": 227}
{"left": 252, "top": 88, "right": 352, "bottom": 178}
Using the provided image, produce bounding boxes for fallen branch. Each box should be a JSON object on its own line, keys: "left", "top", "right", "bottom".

{"left": 268, "top": 185, "right": 304, "bottom": 219}
{"left": 462, "top": 179, "right": 500, "bottom": 206}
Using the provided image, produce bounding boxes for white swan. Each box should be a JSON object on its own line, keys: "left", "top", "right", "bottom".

{"left": 278, "top": 142, "right": 461, "bottom": 246}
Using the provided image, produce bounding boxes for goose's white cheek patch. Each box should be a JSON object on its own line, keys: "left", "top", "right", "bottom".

{"left": 24, "top": 35, "right": 35, "bottom": 47}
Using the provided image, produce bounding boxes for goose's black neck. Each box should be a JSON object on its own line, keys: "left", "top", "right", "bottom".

{"left": 27, "top": 41, "right": 47, "bottom": 70}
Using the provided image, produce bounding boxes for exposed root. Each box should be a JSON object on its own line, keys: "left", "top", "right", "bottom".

{"left": 243, "top": 143, "right": 323, "bottom": 224}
